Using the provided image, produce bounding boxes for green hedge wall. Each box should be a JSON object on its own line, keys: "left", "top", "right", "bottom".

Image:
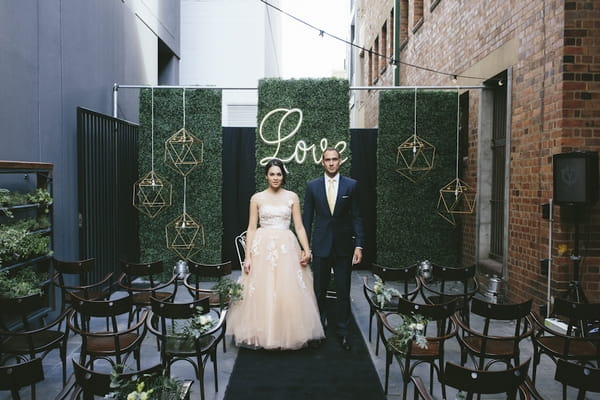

{"left": 138, "top": 89, "right": 222, "bottom": 265}
{"left": 377, "top": 90, "right": 460, "bottom": 267}
{"left": 256, "top": 78, "right": 350, "bottom": 196}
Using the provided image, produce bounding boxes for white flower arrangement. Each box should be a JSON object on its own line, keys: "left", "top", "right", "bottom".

{"left": 389, "top": 313, "right": 428, "bottom": 354}
{"left": 372, "top": 274, "right": 402, "bottom": 308}
{"left": 182, "top": 306, "right": 217, "bottom": 339}
{"left": 212, "top": 277, "right": 243, "bottom": 303}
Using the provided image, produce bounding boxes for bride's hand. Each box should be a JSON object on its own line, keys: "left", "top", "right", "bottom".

{"left": 243, "top": 259, "right": 251, "bottom": 274}
{"left": 300, "top": 250, "right": 311, "bottom": 267}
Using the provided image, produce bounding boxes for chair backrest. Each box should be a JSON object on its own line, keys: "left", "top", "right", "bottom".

{"left": 442, "top": 359, "right": 530, "bottom": 398}
{"left": 70, "top": 294, "right": 133, "bottom": 332}
{"left": 150, "top": 296, "right": 210, "bottom": 324}
{"left": 470, "top": 297, "right": 532, "bottom": 335}
{"left": 72, "top": 359, "right": 163, "bottom": 398}
{"left": 396, "top": 296, "right": 458, "bottom": 337}
{"left": 0, "top": 357, "right": 44, "bottom": 397}
{"left": 52, "top": 258, "right": 96, "bottom": 286}
{"left": 0, "top": 290, "right": 48, "bottom": 331}
{"left": 187, "top": 260, "right": 233, "bottom": 280}
{"left": 120, "top": 260, "right": 164, "bottom": 286}
{"left": 428, "top": 264, "right": 476, "bottom": 289}
{"left": 553, "top": 298, "right": 600, "bottom": 336}
{"left": 555, "top": 359, "right": 600, "bottom": 396}
{"left": 234, "top": 231, "right": 247, "bottom": 267}
{"left": 371, "top": 263, "right": 420, "bottom": 297}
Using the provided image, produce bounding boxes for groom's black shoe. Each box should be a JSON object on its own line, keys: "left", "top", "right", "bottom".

{"left": 338, "top": 336, "right": 351, "bottom": 351}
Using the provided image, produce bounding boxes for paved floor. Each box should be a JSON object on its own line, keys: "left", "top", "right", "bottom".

{"left": 1, "top": 270, "right": 594, "bottom": 399}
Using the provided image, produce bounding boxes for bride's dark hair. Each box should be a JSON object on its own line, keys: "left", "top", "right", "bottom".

{"left": 264, "top": 158, "right": 287, "bottom": 185}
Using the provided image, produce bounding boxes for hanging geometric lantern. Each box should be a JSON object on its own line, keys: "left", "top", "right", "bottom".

{"left": 395, "top": 88, "right": 436, "bottom": 182}
{"left": 165, "top": 211, "right": 205, "bottom": 260}
{"left": 436, "top": 89, "right": 476, "bottom": 225}
{"left": 133, "top": 170, "right": 172, "bottom": 218}
{"left": 436, "top": 178, "right": 476, "bottom": 225}
{"left": 164, "top": 89, "right": 204, "bottom": 176}
{"left": 164, "top": 127, "right": 204, "bottom": 176}
{"left": 133, "top": 88, "right": 172, "bottom": 218}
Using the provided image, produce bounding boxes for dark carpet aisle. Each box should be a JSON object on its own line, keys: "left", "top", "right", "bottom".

{"left": 223, "top": 300, "right": 386, "bottom": 400}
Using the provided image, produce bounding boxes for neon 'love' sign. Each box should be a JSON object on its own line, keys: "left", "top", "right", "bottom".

{"left": 258, "top": 108, "right": 348, "bottom": 166}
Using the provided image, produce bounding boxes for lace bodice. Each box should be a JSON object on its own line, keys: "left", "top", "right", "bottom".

{"left": 253, "top": 190, "right": 296, "bottom": 230}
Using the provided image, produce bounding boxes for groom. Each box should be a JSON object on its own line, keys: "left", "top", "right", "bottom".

{"left": 303, "top": 147, "right": 364, "bottom": 350}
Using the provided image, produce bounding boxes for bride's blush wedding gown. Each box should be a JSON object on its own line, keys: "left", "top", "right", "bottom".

{"left": 226, "top": 190, "right": 325, "bottom": 350}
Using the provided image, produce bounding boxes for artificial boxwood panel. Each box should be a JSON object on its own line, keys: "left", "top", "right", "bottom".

{"left": 138, "top": 88, "right": 222, "bottom": 265}
{"left": 256, "top": 78, "right": 350, "bottom": 196}
{"left": 377, "top": 90, "right": 460, "bottom": 267}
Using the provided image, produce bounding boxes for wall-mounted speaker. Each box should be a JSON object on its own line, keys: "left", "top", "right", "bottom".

{"left": 553, "top": 151, "right": 599, "bottom": 206}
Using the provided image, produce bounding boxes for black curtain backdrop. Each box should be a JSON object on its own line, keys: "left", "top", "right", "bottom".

{"left": 350, "top": 129, "right": 378, "bottom": 269}
{"left": 221, "top": 127, "right": 256, "bottom": 269}
{"left": 221, "top": 127, "right": 378, "bottom": 270}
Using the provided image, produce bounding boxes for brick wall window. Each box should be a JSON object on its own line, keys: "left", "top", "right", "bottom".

{"left": 374, "top": 36, "right": 379, "bottom": 82}
{"left": 368, "top": 48, "right": 373, "bottom": 86}
{"left": 381, "top": 22, "right": 387, "bottom": 73}
{"left": 399, "top": 0, "right": 408, "bottom": 44}
{"left": 389, "top": 9, "right": 395, "bottom": 55}
{"left": 413, "top": 0, "right": 423, "bottom": 29}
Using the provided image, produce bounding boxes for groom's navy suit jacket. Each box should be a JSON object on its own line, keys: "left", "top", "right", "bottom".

{"left": 303, "top": 175, "right": 364, "bottom": 258}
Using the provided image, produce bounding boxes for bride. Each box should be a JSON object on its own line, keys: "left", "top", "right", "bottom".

{"left": 226, "top": 158, "right": 325, "bottom": 350}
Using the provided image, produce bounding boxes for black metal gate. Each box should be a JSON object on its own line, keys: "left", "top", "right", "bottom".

{"left": 77, "top": 107, "right": 139, "bottom": 283}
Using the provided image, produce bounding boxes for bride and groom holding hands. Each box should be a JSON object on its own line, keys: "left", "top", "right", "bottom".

{"left": 226, "top": 147, "right": 364, "bottom": 351}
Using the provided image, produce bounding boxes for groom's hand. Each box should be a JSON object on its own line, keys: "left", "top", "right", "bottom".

{"left": 352, "top": 247, "right": 363, "bottom": 266}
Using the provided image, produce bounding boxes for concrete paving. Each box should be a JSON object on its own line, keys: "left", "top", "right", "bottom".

{"left": 0, "top": 270, "right": 593, "bottom": 399}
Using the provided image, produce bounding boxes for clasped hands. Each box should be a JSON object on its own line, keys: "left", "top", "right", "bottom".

{"left": 300, "top": 249, "right": 312, "bottom": 267}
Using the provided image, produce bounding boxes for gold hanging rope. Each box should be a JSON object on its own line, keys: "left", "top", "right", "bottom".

{"left": 395, "top": 88, "right": 436, "bottom": 182}
{"left": 133, "top": 88, "right": 172, "bottom": 218}
{"left": 165, "top": 89, "right": 205, "bottom": 260}
{"left": 164, "top": 89, "right": 204, "bottom": 176}
{"left": 436, "top": 89, "right": 476, "bottom": 225}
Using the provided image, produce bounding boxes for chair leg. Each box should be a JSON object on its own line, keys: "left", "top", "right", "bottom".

{"left": 212, "top": 349, "right": 219, "bottom": 392}
{"left": 368, "top": 308, "right": 374, "bottom": 342}
{"left": 384, "top": 350, "right": 392, "bottom": 394}
{"left": 375, "top": 318, "right": 381, "bottom": 356}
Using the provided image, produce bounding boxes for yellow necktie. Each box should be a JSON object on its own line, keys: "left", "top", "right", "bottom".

{"left": 327, "top": 178, "right": 336, "bottom": 214}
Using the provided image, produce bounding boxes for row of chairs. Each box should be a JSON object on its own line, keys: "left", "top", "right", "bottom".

{"left": 0, "top": 257, "right": 234, "bottom": 399}
{"left": 363, "top": 262, "right": 600, "bottom": 400}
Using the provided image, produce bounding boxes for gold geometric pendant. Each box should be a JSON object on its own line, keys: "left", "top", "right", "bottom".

{"left": 132, "top": 170, "right": 172, "bottom": 218}
{"left": 165, "top": 212, "right": 205, "bottom": 260}
{"left": 436, "top": 178, "right": 476, "bottom": 225}
{"left": 164, "top": 128, "right": 204, "bottom": 176}
{"left": 395, "top": 135, "right": 436, "bottom": 183}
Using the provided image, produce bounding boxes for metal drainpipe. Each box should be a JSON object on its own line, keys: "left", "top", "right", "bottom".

{"left": 394, "top": 0, "right": 400, "bottom": 86}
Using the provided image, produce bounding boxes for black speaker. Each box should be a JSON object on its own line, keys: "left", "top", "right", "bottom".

{"left": 553, "top": 151, "right": 599, "bottom": 206}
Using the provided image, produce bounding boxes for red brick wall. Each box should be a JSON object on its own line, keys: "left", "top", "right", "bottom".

{"left": 354, "top": 0, "right": 600, "bottom": 305}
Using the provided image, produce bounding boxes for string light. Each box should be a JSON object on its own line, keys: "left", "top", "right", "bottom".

{"left": 259, "top": 0, "right": 492, "bottom": 82}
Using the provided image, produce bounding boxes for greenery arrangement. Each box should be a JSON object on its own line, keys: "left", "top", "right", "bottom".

{"left": 138, "top": 89, "right": 223, "bottom": 265}
{"left": 181, "top": 306, "right": 217, "bottom": 339}
{"left": 256, "top": 78, "right": 350, "bottom": 200}
{"left": 212, "top": 277, "right": 243, "bottom": 304}
{"left": 377, "top": 90, "right": 460, "bottom": 267}
{"left": 372, "top": 274, "right": 401, "bottom": 308}
{"left": 108, "top": 366, "right": 183, "bottom": 400}
{"left": 0, "top": 268, "right": 45, "bottom": 298}
{"left": 0, "top": 225, "right": 52, "bottom": 267}
{"left": 388, "top": 313, "right": 428, "bottom": 354}
{"left": 0, "top": 187, "right": 53, "bottom": 218}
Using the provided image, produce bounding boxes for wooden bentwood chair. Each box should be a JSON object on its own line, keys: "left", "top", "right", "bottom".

{"left": 147, "top": 296, "right": 227, "bottom": 400}
{"left": 363, "top": 263, "right": 421, "bottom": 356}
{"left": 0, "top": 357, "right": 45, "bottom": 400}
{"left": 454, "top": 297, "right": 533, "bottom": 370}
{"left": 378, "top": 297, "right": 458, "bottom": 400}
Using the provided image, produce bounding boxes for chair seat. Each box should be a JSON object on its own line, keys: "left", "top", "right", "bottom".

{"left": 391, "top": 341, "right": 442, "bottom": 358}
{"left": 462, "top": 336, "right": 518, "bottom": 358}
{"left": 85, "top": 333, "right": 140, "bottom": 354}
{"left": 164, "top": 334, "right": 218, "bottom": 355}
{"left": 66, "top": 289, "right": 110, "bottom": 303}
{"left": 132, "top": 291, "right": 172, "bottom": 306}
{"left": 537, "top": 336, "right": 598, "bottom": 359}
{"left": 0, "top": 331, "right": 64, "bottom": 353}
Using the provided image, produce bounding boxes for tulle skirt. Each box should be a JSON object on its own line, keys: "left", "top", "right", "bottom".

{"left": 226, "top": 227, "right": 325, "bottom": 350}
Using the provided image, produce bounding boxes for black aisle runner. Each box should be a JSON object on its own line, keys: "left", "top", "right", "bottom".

{"left": 223, "top": 300, "right": 385, "bottom": 400}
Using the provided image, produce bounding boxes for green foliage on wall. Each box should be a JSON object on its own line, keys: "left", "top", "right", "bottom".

{"left": 377, "top": 90, "right": 460, "bottom": 267}
{"left": 138, "top": 89, "right": 223, "bottom": 265}
{"left": 256, "top": 78, "right": 350, "bottom": 196}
